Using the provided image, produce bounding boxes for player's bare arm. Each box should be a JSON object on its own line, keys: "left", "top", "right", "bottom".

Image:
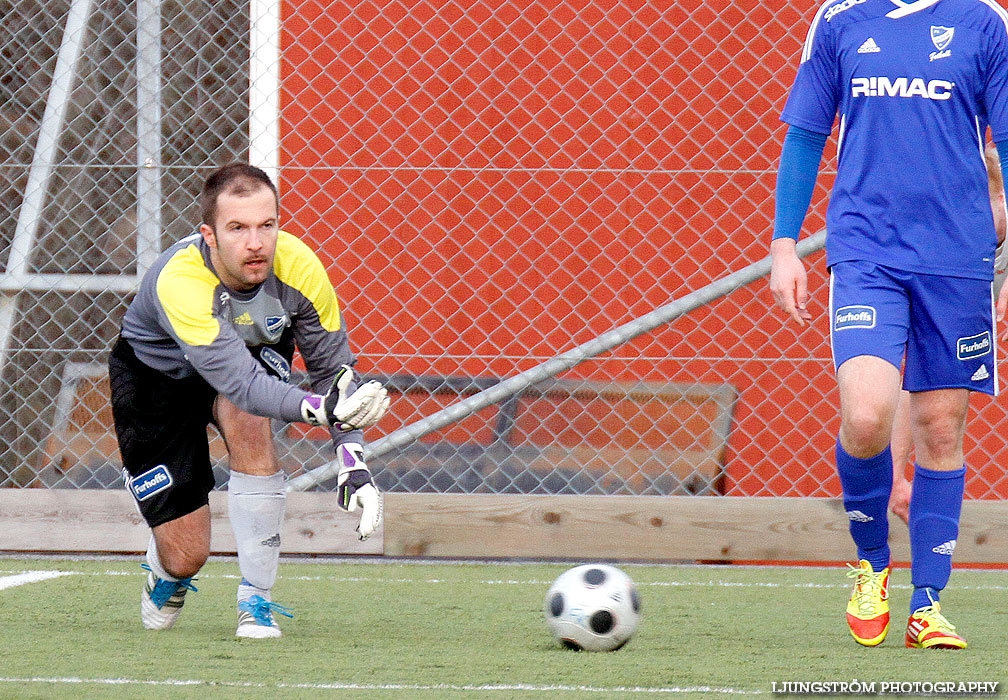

{"left": 991, "top": 142, "right": 1008, "bottom": 336}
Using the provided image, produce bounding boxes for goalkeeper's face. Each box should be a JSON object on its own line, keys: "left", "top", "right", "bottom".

{"left": 201, "top": 186, "right": 279, "bottom": 291}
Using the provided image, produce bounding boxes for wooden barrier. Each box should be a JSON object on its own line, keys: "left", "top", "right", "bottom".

{"left": 2, "top": 489, "right": 1008, "bottom": 563}
{"left": 0, "top": 489, "right": 380, "bottom": 555}
{"left": 383, "top": 494, "right": 1008, "bottom": 562}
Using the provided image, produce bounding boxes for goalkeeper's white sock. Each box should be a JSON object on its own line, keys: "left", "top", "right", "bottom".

{"left": 237, "top": 579, "right": 271, "bottom": 604}
{"left": 228, "top": 470, "right": 286, "bottom": 598}
{"left": 145, "top": 534, "right": 177, "bottom": 582}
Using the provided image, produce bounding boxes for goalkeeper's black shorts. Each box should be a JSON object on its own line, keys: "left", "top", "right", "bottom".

{"left": 108, "top": 331, "right": 296, "bottom": 527}
{"left": 108, "top": 336, "right": 218, "bottom": 528}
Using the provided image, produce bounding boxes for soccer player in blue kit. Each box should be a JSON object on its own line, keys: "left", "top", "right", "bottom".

{"left": 770, "top": 0, "right": 1008, "bottom": 649}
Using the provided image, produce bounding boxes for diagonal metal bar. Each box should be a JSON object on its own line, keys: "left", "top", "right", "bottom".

{"left": 287, "top": 230, "right": 827, "bottom": 492}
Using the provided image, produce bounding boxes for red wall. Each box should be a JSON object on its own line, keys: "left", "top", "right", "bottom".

{"left": 279, "top": 0, "right": 1008, "bottom": 498}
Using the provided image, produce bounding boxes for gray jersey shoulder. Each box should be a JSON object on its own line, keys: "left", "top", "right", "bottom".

{"left": 119, "top": 232, "right": 357, "bottom": 429}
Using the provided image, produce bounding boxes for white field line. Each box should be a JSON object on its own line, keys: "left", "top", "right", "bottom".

{"left": 0, "top": 677, "right": 764, "bottom": 695}
{"left": 0, "top": 570, "right": 72, "bottom": 590}
{"left": 1, "top": 568, "right": 1008, "bottom": 591}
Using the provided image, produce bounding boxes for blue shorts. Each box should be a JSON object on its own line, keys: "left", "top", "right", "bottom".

{"left": 829, "top": 260, "right": 998, "bottom": 395}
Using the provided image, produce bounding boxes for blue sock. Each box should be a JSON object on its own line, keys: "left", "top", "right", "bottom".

{"left": 908, "top": 463, "right": 965, "bottom": 613}
{"left": 835, "top": 440, "right": 892, "bottom": 572}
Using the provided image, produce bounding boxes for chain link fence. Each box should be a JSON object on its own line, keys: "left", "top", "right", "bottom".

{"left": 2, "top": 0, "right": 1006, "bottom": 501}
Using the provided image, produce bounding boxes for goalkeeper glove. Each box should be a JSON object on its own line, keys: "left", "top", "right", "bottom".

{"left": 336, "top": 443, "right": 383, "bottom": 540}
{"left": 300, "top": 365, "right": 389, "bottom": 431}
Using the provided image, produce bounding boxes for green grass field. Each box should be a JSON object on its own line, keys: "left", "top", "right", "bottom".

{"left": 1, "top": 558, "right": 1005, "bottom": 699}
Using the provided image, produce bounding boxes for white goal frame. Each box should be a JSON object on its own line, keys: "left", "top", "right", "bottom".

{"left": 0, "top": 0, "right": 281, "bottom": 375}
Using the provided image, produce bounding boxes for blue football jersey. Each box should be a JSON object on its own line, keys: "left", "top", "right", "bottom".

{"left": 782, "top": 0, "right": 1008, "bottom": 279}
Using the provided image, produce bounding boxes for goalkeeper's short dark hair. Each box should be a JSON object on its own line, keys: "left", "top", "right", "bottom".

{"left": 200, "top": 163, "right": 278, "bottom": 227}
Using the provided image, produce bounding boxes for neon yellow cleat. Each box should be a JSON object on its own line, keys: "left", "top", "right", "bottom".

{"left": 905, "top": 601, "right": 967, "bottom": 649}
{"left": 845, "top": 560, "right": 890, "bottom": 646}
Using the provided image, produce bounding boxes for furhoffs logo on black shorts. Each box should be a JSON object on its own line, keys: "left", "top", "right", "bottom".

{"left": 129, "top": 464, "right": 174, "bottom": 501}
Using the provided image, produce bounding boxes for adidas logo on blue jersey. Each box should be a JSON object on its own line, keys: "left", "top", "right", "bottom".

{"left": 825, "top": 0, "right": 866, "bottom": 22}
{"left": 972, "top": 365, "right": 990, "bottom": 382}
{"left": 857, "top": 37, "right": 880, "bottom": 54}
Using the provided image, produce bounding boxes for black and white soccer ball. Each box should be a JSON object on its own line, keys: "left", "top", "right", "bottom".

{"left": 544, "top": 564, "right": 641, "bottom": 651}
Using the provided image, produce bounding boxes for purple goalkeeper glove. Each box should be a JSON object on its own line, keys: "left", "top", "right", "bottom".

{"left": 300, "top": 365, "right": 389, "bottom": 431}
{"left": 336, "top": 442, "right": 383, "bottom": 540}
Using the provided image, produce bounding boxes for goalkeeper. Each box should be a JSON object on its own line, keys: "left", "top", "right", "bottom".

{"left": 108, "top": 162, "right": 389, "bottom": 638}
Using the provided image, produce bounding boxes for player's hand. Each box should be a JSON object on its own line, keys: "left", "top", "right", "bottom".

{"left": 300, "top": 365, "right": 389, "bottom": 430}
{"left": 889, "top": 471, "right": 912, "bottom": 525}
{"left": 769, "top": 238, "right": 813, "bottom": 327}
{"left": 336, "top": 443, "right": 383, "bottom": 540}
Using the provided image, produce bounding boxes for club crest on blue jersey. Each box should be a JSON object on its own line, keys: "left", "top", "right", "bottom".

{"left": 265, "top": 315, "right": 287, "bottom": 335}
{"left": 930, "top": 26, "right": 953, "bottom": 61}
{"left": 957, "top": 331, "right": 991, "bottom": 360}
{"left": 931, "top": 26, "right": 954, "bottom": 52}
{"left": 129, "top": 464, "right": 173, "bottom": 501}
{"left": 834, "top": 305, "right": 876, "bottom": 331}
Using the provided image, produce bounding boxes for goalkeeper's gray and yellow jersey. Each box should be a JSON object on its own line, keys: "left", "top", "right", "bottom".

{"left": 121, "top": 229, "right": 362, "bottom": 443}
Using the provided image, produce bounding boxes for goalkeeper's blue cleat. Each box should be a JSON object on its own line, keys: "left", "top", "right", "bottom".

{"left": 140, "top": 564, "right": 198, "bottom": 630}
{"left": 236, "top": 594, "right": 293, "bottom": 639}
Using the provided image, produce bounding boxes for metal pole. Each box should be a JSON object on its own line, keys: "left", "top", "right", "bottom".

{"left": 249, "top": 0, "right": 280, "bottom": 185}
{"left": 287, "top": 230, "right": 828, "bottom": 492}
{"left": 136, "top": 0, "right": 164, "bottom": 276}
{"left": 0, "top": 0, "right": 94, "bottom": 371}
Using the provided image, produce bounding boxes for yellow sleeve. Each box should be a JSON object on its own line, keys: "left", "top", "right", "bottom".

{"left": 273, "top": 230, "right": 341, "bottom": 331}
{"left": 155, "top": 243, "right": 221, "bottom": 346}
